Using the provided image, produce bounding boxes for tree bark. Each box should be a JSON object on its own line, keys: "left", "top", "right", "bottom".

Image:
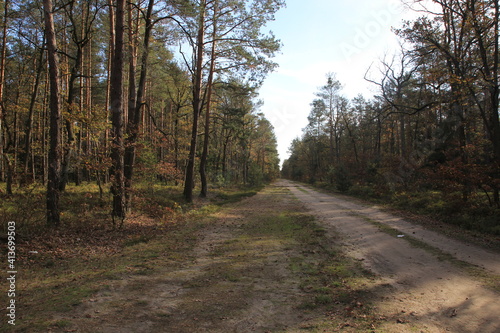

{"left": 23, "top": 43, "right": 45, "bottom": 184}
{"left": 110, "top": 0, "right": 126, "bottom": 225}
{"left": 124, "top": 0, "right": 154, "bottom": 209}
{"left": 199, "top": 4, "right": 217, "bottom": 198}
{"left": 0, "top": 0, "right": 8, "bottom": 182}
{"left": 183, "top": 0, "right": 206, "bottom": 202}
{"left": 43, "top": 0, "right": 62, "bottom": 226}
{"left": 124, "top": 0, "right": 137, "bottom": 211}
{"left": 59, "top": 46, "right": 82, "bottom": 191}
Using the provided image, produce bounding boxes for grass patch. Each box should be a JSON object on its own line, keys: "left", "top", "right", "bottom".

{"left": 297, "top": 186, "right": 309, "bottom": 194}
{"left": 235, "top": 199, "right": 375, "bottom": 327}
{"left": 212, "top": 185, "right": 264, "bottom": 205}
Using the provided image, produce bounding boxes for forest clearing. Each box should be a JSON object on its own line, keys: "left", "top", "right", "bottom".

{"left": 1, "top": 181, "right": 499, "bottom": 332}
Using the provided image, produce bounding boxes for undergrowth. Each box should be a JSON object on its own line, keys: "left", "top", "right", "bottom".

{"left": 310, "top": 181, "right": 500, "bottom": 246}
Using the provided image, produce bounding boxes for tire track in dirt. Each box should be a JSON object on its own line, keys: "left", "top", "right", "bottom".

{"left": 283, "top": 179, "right": 500, "bottom": 333}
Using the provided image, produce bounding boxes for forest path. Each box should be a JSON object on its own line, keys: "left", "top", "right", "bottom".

{"left": 53, "top": 182, "right": 339, "bottom": 332}
{"left": 284, "top": 179, "right": 500, "bottom": 333}
{"left": 51, "top": 181, "right": 500, "bottom": 333}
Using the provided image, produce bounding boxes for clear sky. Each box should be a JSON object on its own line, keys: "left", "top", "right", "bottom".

{"left": 258, "top": 0, "right": 416, "bottom": 164}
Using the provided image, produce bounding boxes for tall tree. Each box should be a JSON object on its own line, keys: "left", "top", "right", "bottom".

{"left": 43, "top": 0, "right": 62, "bottom": 225}
{"left": 124, "top": 0, "right": 158, "bottom": 210}
{"left": 182, "top": 0, "right": 206, "bottom": 202}
{"left": 199, "top": 0, "right": 217, "bottom": 198}
{"left": 0, "top": 0, "right": 8, "bottom": 183}
{"left": 466, "top": 0, "right": 500, "bottom": 204}
{"left": 110, "top": 0, "right": 126, "bottom": 224}
{"left": 59, "top": 0, "right": 101, "bottom": 191}
{"left": 22, "top": 39, "right": 45, "bottom": 184}
{"left": 316, "top": 74, "right": 342, "bottom": 165}
{"left": 179, "top": 0, "right": 283, "bottom": 201}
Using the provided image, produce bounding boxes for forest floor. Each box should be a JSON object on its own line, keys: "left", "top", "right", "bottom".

{"left": 5, "top": 180, "right": 500, "bottom": 332}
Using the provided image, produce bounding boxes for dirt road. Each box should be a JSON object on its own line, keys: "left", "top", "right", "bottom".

{"left": 284, "top": 179, "right": 500, "bottom": 333}
{"left": 50, "top": 181, "right": 499, "bottom": 333}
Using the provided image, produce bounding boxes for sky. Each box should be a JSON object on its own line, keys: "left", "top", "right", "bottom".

{"left": 257, "top": 0, "right": 419, "bottom": 165}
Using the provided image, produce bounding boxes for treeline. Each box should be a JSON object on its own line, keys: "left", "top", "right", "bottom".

{"left": 0, "top": 0, "right": 282, "bottom": 225}
{"left": 282, "top": 0, "right": 500, "bottom": 233}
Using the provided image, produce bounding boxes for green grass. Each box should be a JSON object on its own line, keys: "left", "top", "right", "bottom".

{"left": 211, "top": 185, "right": 264, "bottom": 205}
{"left": 297, "top": 186, "right": 309, "bottom": 193}
{"left": 236, "top": 205, "right": 374, "bottom": 319}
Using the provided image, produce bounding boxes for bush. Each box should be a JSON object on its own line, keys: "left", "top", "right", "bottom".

{"left": 348, "top": 185, "right": 374, "bottom": 199}
{"left": 334, "top": 165, "right": 352, "bottom": 192}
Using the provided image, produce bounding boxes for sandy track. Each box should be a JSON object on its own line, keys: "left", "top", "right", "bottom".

{"left": 51, "top": 183, "right": 323, "bottom": 333}
{"left": 49, "top": 181, "right": 499, "bottom": 333}
{"left": 283, "top": 179, "right": 500, "bottom": 333}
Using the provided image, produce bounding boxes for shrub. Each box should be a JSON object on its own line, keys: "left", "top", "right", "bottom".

{"left": 334, "top": 165, "right": 352, "bottom": 192}
{"left": 348, "top": 185, "right": 374, "bottom": 199}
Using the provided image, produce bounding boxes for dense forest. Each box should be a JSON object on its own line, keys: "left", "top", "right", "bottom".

{"left": 282, "top": 0, "right": 500, "bottom": 234}
{"left": 0, "top": 0, "right": 282, "bottom": 225}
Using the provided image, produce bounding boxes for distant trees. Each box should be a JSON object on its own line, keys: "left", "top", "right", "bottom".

{"left": 284, "top": 0, "right": 500, "bottom": 219}
{"left": 175, "top": 0, "right": 284, "bottom": 202}
{"left": 0, "top": 0, "right": 281, "bottom": 226}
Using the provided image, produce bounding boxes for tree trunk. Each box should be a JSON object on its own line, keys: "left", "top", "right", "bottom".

{"left": 5, "top": 153, "right": 12, "bottom": 195}
{"left": 400, "top": 113, "right": 406, "bottom": 159}
{"left": 41, "top": 70, "right": 49, "bottom": 185}
{"left": 43, "top": 0, "right": 62, "bottom": 226}
{"left": 183, "top": 1, "right": 206, "bottom": 202}
{"left": 124, "top": 0, "right": 137, "bottom": 211}
{"left": 59, "top": 41, "right": 84, "bottom": 191}
{"left": 110, "top": 0, "right": 126, "bottom": 225}
{"left": 124, "top": 0, "right": 154, "bottom": 209}
{"left": 103, "top": 0, "right": 115, "bottom": 185}
{"left": 23, "top": 44, "right": 45, "bottom": 184}
{"left": 490, "top": 0, "right": 500, "bottom": 206}
{"left": 199, "top": 6, "right": 217, "bottom": 198}
{"left": 0, "top": 0, "right": 8, "bottom": 182}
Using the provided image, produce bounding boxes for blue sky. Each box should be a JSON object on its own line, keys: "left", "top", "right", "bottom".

{"left": 258, "top": 0, "right": 416, "bottom": 164}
